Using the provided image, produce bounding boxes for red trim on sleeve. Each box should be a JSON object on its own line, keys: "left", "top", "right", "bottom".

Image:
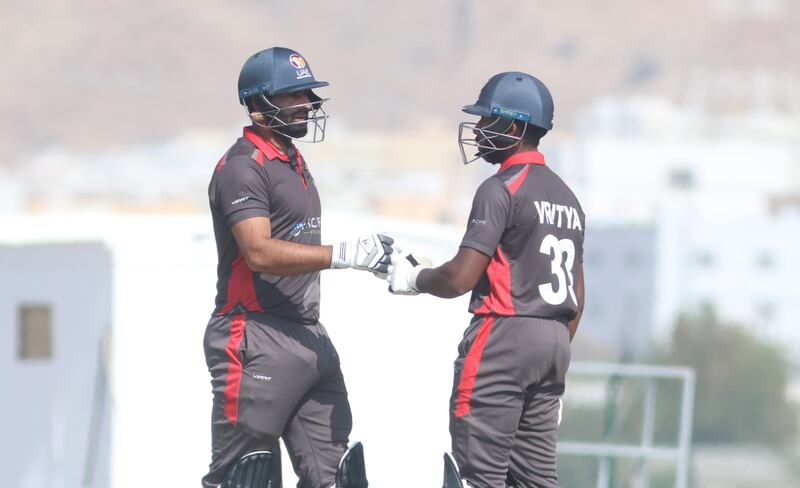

{"left": 220, "top": 254, "right": 265, "bottom": 315}
{"left": 474, "top": 246, "right": 515, "bottom": 316}
{"left": 455, "top": 315, "right": 495, "bottom": 417}
{"left": 223, "top": 314, "right": 246, "bottom": 424}
{"left": 498, "top": 150, "right": 545, "bottom": 171}
{"left": 243, "top": 127, "right": 289, "bottom": 162}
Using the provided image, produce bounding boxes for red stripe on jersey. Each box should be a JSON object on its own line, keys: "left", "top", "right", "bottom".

{"left": 223, "top": 314, "right": 246, "bottom": 424}
{"left": 506, "top": 165, "right": 530, "bottom": 195}
{"left": 455, "top": 315, "right": 495, "bottom": 417}
{"left": 499, "top": 150, "right": 546, "bottom": 171}
{"left": 214, "top": 150, "right": 230, "bottom": 173}
{"left": 220, "top": 254, "right": 264, "bottom": 315}
{"left": 474, "top": 246, "right": 515, "bottom": 316}
{"left": 243, "top": 127, "right": 289, "bottom": 162}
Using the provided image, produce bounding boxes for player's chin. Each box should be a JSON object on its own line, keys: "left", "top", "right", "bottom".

{"left": 283, "top": 123, "right": 309, "bottom": 139}
{"left": 478, "top": 147, "right": 504, "bottom": 165}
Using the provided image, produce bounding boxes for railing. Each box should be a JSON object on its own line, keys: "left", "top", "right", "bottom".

{"left": 558, "top": 362, "right": 696, "bottom": 488}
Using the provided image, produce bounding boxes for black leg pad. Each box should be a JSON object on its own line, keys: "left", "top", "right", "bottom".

{"left": 443, "top": 452, "right": 464, "bottom": 488}
{"left": 336, "top": 442, "right": 368, "bottom": 488}
{"left": 222, "top": 445, "right": 282, "bottom": 488}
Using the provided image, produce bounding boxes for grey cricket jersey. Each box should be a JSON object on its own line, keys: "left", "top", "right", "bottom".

{"left": 460, "top": 150, "right": 585, "bottom": 321}
{"left": 208, "top": 127, "right": 322, "bottom": 324}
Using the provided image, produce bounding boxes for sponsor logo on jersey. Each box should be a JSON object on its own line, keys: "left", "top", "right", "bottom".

{"left": 471, "top": 218, "right": 488, "bottom": 225}
{"left": 289, "top": 217, "right": 322, "bottom": 238}
{"left": 231, "top": 196, "right": 251, "bottom": 205}
{"left": 289, "top": 222, "right": 305, "bottom": 237}
{"left": 533, "top": 200, "right": 583, "bottom": 231}
{"left": 252, "top": 373, "right": 272, "bottom": 382}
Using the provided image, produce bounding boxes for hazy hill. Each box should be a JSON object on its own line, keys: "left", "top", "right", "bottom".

{"left": 1, "top": 0, "right": 798, "bottom": 160}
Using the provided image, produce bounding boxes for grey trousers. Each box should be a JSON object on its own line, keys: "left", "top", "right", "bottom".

{"left": 202, "top": 312, "right": 352, "bottom": 488}
{"left": 450, "top": 315, "right": 571, "bottom": 488}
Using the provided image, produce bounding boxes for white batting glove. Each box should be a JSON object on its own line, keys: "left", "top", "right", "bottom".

{"left": 388, "top": 249, "right": 432, "bottom": 295}
{"left": 330, "top": 233, "right": 395, "bottom": 275}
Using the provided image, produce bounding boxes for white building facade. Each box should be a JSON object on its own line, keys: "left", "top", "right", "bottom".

{"left": 0, "top": 242, "right": 112, "bottom": 488}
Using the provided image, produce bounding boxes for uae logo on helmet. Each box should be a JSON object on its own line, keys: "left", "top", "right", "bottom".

{"left": 289, "top": 54, "right": 307, "bottom": 69}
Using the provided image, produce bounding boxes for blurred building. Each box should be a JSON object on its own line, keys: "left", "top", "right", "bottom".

{"left": 582, "top": 226, "right": 657, "bottom": 358}
{"left": 0, "top": 243, "right": 112, "bottom": 488}
{"left": 553, "top": 97, "right": 800, "bottom": 356}
{"left": 0, "top": 122, "right": 484, "bottom": 227}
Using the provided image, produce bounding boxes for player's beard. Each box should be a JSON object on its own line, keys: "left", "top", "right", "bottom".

{"left": 278, "top": 120, "right": 308, "bottom": 139}
{"left": 273, "top": 106, "right": 309, "bottom": 139}
{"left": 477, "top": 135, "right": 518, "bottom": 164}
{"left": 275, "top": 115, "right": 309, "bottom": 139}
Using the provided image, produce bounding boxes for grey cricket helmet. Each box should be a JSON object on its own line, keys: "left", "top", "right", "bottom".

{"left": 238, "top": 47, "right": 329, "bottom": 104}
{"left": 462, "top": 71, "right": 554, "bottom": 130}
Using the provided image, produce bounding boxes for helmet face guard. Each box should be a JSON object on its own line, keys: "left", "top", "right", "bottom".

{"left": 246, "top": 91, "right": 329, "bottom": 143}
{"left": 238, "top": 48, "right": 330, "bottom": 143}
{"left": 458, "top": 116, "right": 526, "bottom": 165}
{"left": 458, "top": 71, "right": 553, "bottom": 164}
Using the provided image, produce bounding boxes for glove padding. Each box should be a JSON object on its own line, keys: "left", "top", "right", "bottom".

{"left": 330, "top": 233, "right": 395, "bottom": 275}
{"left": 388, "top": 249, "right": 432, "bottom": 295}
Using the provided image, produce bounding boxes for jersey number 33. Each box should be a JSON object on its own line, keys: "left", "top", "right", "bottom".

{"left": 538, "top": 234, "right": 577, "bottom": 306}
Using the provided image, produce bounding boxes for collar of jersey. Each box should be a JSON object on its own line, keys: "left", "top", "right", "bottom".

{"left": 243, "top": 127, "right": 291, "bottom": 162}
{"left": 498, "top": 150, "right": 546, "bottom": 172}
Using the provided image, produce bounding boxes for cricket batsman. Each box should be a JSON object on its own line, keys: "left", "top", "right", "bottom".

{"left": 202, "top": 47, "right": 391, "bottom": 488}
{"left": 389, "top": 72, "right": 586, "bottom": 488}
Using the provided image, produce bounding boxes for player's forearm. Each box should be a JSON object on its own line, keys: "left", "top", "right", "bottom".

{"left": 241, "top": 239, "right": 333, "bottom": 276}
{"left": 568, "top": 271, "right": 585, "bottom": 342}
{"left": 416, "top": 264, "right": 471, "bottom": 299}
{"left": 568, "top": 308, "right": 582, "bottom": 342}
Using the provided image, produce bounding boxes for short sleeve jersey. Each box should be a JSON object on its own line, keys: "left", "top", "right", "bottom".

{"left": 208, "top": 127, "right": 322, "bottom": 324}
{"left": 460, "top": 151, "right": 586, "bottom": 321}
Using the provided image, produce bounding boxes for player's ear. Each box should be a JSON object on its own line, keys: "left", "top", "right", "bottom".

{"left": 511, "top": 120, "right": 525, "bottom": 138}
{"left": 244, "top": 98, "right": 266, "bottom": 124}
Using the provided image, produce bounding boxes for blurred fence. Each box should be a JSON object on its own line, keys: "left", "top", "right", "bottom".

{"left": 559, "top": 362, "right": 696, "bottom": 488}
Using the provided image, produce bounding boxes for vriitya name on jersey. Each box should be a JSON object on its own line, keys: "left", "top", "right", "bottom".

{"left": 533, "top": 201, "right": 582, "bottom": 230}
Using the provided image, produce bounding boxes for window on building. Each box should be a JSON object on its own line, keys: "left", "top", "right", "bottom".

{"left": 697, "top": 250, "right": 715, "bottom": 267}
{"left": 668, "top": 168, "right": 695, "bottom": 190}
{"left": 756, "top": 252, "right": 774, "bottom": 270}
{"left": 624, "top": 250, "right": 642, "bottom": 267}
{"left": 18, "top": 304, "right": 53, "bottom": 360}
